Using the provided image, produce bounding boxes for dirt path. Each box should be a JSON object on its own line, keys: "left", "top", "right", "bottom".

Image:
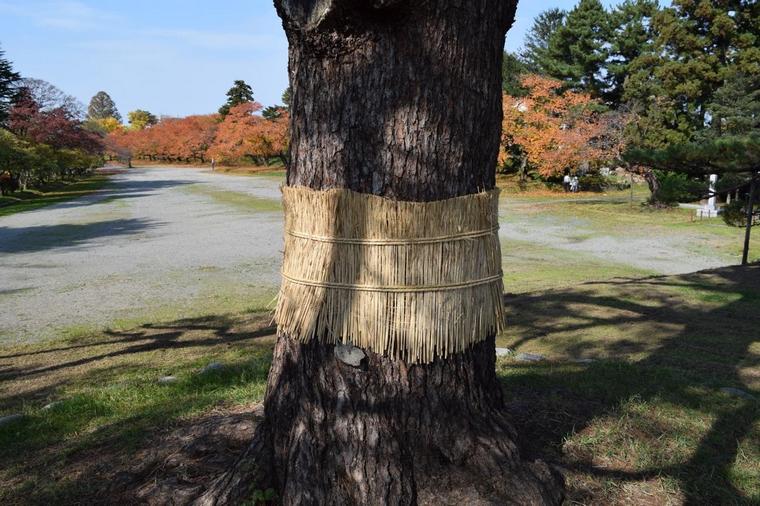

{"left": 0, "top": 168, "right": 738, "bottom": 343}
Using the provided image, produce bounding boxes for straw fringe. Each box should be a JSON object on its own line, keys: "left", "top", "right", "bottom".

{"left": 275, "top": 185, "right": 505, "bottom": 364}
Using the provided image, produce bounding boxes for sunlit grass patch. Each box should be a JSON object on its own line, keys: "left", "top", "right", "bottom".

{"left": 183, "top": 184, "right": 281, "bottom": 213}
{"left": 497, "top": 265, "right": 760, "bottom": 504}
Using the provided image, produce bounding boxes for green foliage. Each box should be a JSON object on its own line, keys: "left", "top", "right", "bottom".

{"left": 219, "top": 80, "right": 254, "bottom": 116}
{"left": 0, "top": 128, "right": 101, "bottom": 192}
{"left": 721, "top": 199, "right": 758, "bottom": 228}
{"left": 606, "top": 0, "right": 658, "bottom": 107}
{"left": 0, "top": 45, "right": 21, "bottom": 126}
{"left": 281, "top": 87, "right": 291, "bottom": 108}
{"left": 705, "top": 72, "right": 760, "bottom": 138}
{"left": 127, "top": 109, "right": 158, "bottom": 130}
{"left": 519, "top": 8, "right": 566, "bottom": 73}
{"left": 579, "top": 172, "right": 630, "bottom": 192}
{"left": 262, "top": 105, "right": 284, "bottom": 120}
{"left": 650, "top": 170, "right": 704, "bottom": 205}
{"left": 625, "top": 134, "right": 760, "bottom": 176}
{"left": 541, "top": 0, "right": 611, "bottom": 97}
{"left": 87, "top": 91, "right": 121, "bottom": 122}
{"left": 501, "top": 52, "right": 527, "bottom": 96}
{"left": 624, "top": 0, "right": 759, "bottom": 142}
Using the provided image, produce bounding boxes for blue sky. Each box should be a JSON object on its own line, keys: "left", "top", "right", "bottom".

{"left": 0, "top": 0, "right": 624, "bottom": 118}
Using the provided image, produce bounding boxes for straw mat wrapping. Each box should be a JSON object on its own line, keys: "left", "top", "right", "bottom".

{"left": 275, "top": 185, "right": 505, "bottom": 364}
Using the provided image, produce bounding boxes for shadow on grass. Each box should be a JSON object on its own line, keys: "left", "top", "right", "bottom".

{"left": 0, "top": 315, "right": 276, "bottom": 381}
{"left": 1, "top": 267, "right": 758, "bottom": 504}
{"left": 0, "top": 314, "right": 274, "bottom": 505}
{"left": 502, "top": 264, "right": 760, "bottom": 504}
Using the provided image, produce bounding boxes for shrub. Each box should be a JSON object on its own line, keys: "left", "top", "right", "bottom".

{"left": 722, "top": 198, "right": 760, "bottom": 227}
{"left": 652, "top": 170, "right": 704, "bottom": 205}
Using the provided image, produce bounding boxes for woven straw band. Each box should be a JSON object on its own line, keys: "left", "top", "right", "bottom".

{"left": 275, "top": 185, "right": 505, "bottom": 364}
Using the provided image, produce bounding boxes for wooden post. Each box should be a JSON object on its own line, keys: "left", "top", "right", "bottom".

{"left": 742, "top": 173, "right": 757, "bottom": 265}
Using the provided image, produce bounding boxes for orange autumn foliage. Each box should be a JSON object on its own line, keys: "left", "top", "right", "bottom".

{"left": 208, "top": 102, "right": 289, "bottom": 163}
{"left": 501, "top": 74, "right": 608, "bottom": 177}
{"left": 105, "top": 102, "right": 288, "bottom": 165}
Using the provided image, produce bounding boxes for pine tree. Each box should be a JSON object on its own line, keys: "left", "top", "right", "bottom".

{"left": 625, "top": 0, "right": 759, "bottom": 141}
{"left": 501, "top": 52, "right": 527, "bottom": 96}
{"left": 705, "top": 72, "right": 760, "bottom": 138}
{"left": 0, "top": 46, "right": 21, "bottom": 127}
{"left": 542, "top": 0, "right": 611, "bottom": 97}
{"left": 281, "top": 87, "right": 291, "bottom": 108}
{"left": 219, "top": 80, "right": 254, "bottom": 117}
{"left": 519, "top": 8, "right": 566, "bottom": 73}
{"left": 87, "top": 91, "right": 121, "bottom": 122}
{"left": 606, "top": 0, "right": 658, "bottom": 107}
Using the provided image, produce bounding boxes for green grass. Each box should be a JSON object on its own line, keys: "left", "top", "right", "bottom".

{"left": 1, "top": 179, "right": 759, "bottom": 504}
{"left": 0, "top": 176, "right": 111, "bottom": 218}
{"left": 497, "top": 265, "right": 760, "bottom": 504}
{"left": 184, "top": 184, "right": 282, "bottom": 213}
{"left": 502, "top": 237, "right": 653, "bottom": 293}
{"left": 0, "top": 312, "right": 275, "bottom": 504}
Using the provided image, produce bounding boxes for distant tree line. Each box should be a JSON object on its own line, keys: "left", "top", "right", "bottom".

{"left": 0, "top": 46, "right": 107, "bottom": 193}
{"left": 501, "top": 0, "right": 759, "bottom": 204}
{"left": 105, "top": 80, "right": 289, "bottom": 167}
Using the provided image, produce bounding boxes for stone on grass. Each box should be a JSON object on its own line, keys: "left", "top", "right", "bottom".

{"left": 720, "top": 387, "right": 756, "bottom": 400}
{"left": 495, "top": 348, "right": 514, "bottom": 357}
{"left": 0, "top": 413, "right": 24, "bottom": 427}
{"left": 42, "top": 401, "right": 62, "bottom": 410}
{"left": 334, "top": 345, "right": 365, "bottom": 367}
{"left": 158, "top": 376, "right": 178, "bottom": 385}
{"left": 515, "top": 352, "right": 545, "bottom": 362}
{"left": 199, "top": 363, "right": 224, "bottom": 374}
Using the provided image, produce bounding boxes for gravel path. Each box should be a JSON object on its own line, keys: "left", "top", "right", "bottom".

{"left": 0, "top": 168, "right": 283, "bottom": 343}
{"left": 0, "top": 168, "right": 734, "bottom": 343}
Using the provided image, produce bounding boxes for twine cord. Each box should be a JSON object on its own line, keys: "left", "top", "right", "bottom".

{"left": 281, "top": 272, "right": 504, "bottom": 293}
{"left": 285, "top": 226, "right": 500, "bottom": 245}
{"left": 275, "top": 185, "right": 506, "bottom": 364}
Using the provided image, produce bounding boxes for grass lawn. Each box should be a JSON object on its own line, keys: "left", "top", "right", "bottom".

{"left": 0, "top": 175, "right": 111, "bottom": 218}
{"left": 0, "top": 176, "right": 758, "bottom": 504}
{"left": 499, "top": 265, "right": 760, "bottom": 504}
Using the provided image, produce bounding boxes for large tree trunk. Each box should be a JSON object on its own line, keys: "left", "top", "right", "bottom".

{"left": 198, "top": 1, "right": 563, "bottom": 504}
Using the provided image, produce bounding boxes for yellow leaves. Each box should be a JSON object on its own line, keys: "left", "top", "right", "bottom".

{"left": 96, "top": 116, "right": 123, "bottom": 133}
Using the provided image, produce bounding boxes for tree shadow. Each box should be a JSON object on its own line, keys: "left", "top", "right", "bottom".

{"left": 0, "top": 314, "right": 276, "bottom": 384}
{"left": 0, "top": 218, "right": 160, "bottom": 254}
{"left": 501, "top": 264, "right": 760, "bottom": 504}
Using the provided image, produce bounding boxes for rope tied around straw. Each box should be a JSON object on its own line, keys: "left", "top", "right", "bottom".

{"left": 275, "top": 185, "right": 506, "bottom": 364}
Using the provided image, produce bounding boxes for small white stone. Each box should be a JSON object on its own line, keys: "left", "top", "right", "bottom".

{"left": 199, "top": 363, "right": 224, "bottom": 374}
{"left": 158, "top": 376, "right": 178, "bottom": 384}
{"left": 495, "top": 348, "right": 514, "bottom": 357}
{"left": 334, "top": 345, "right": 365, "bottom": 367}
{"left": 42, "top": 401, "right": 62, "bottom": 410}
{"left": 515, "top": 352, "right": 545, "bottom": 362}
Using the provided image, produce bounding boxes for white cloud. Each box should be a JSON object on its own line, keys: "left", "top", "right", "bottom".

{"left": 0, "top": 1, "right": 119, "bottom": 31}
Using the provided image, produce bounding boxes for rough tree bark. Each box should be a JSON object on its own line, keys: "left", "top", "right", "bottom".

{"left": 197, "top": 0, "right": 563, "bottom": 504}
